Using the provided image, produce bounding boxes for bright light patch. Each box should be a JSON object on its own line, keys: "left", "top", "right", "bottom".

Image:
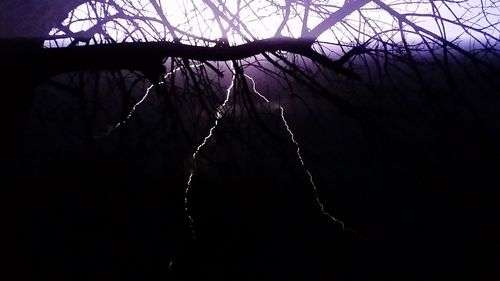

{"left": 45, "top": 0, "right": 500, "bottom": 49}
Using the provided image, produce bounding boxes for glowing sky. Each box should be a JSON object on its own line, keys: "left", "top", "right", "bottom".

{"left": 46, "top": 0, "right": 499, "bottom": 48}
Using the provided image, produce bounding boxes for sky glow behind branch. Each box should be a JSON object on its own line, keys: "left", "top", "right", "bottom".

{"left": 45, "top": 0, "right": 499, "bottom": 50}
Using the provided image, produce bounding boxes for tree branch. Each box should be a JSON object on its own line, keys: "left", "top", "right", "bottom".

{"left": 306, "top": 0, "right": 371, "bottom": 40}
{"left": 34, "top": 38, "right": 359, "bottom": 79}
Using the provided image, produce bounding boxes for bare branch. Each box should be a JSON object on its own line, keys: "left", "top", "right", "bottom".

{"left": 306, "top": 0, "right": 371, "bottom": 40}
{"left": 39, "top": 37, "right": 359, "bottom": 78}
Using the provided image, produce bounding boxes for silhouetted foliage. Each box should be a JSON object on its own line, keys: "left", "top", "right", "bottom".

{"left": 2, "top": 1, "right": 500, "bottom": 280}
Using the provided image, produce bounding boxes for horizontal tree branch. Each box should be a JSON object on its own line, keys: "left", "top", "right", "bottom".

{"left": 29, "top": 37, "right": 359, "bottom": 79}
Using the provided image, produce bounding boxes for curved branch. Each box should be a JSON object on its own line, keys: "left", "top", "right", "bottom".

{"left": 36, "top": 37, "right": 359, "bottom": 78}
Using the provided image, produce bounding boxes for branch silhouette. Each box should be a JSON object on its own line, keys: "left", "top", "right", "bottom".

{"left": 36, "top": 37, "right": 361, "bottom": 79}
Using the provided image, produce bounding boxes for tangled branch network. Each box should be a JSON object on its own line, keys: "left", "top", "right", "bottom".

{"left": 44, "top": 0, "right": 500, "bottom": 236}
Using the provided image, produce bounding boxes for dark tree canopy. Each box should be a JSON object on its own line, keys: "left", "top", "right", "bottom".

{"left": 2, "top": 1, "right": 500, "bottom": 281}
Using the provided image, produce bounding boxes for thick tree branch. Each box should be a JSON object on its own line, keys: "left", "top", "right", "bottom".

{"left": 33, "top": 38, "right": 359, "bottom": 79}
{"left": 306, "top": 0, "right": 371, "bottom": 40}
